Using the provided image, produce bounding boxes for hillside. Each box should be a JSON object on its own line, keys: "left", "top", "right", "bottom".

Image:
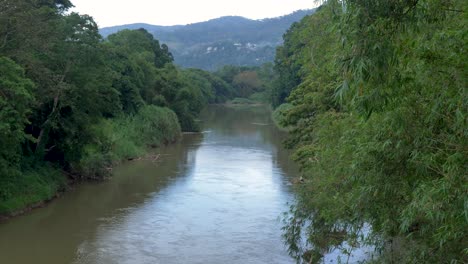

{"left": 100, "top": 9, "right": 315, "bottom": 70}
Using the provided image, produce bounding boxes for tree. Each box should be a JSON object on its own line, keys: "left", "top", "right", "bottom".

{"left": 0, "top": 57, "right": 34, "bottom": 192}
{"left": 277, "top": 1, "right": 467, "bottom": 262}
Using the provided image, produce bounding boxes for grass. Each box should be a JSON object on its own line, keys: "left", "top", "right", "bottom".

{"left": 0, "top": 105, "right": 182, "bottom": 215}
{"left": 78, "top": 105, "right": 181, "bottom": 179}
{"left": 0, "top": 164, "right": 66, "bottom": 215}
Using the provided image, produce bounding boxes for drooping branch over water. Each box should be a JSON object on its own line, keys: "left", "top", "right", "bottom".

{"left": 272, "top": 0, "right": 467, "bottom": 262}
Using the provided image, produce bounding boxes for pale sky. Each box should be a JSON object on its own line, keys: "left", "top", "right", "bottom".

{"left": 70, "top": 0, "right": 318, "bottom": 28}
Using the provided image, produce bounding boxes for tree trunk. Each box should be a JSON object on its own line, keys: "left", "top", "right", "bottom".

{"left": 35, "top": 63, "right": 70, "bottom": 155}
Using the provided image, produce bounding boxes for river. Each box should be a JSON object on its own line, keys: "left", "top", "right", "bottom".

{"left": 0, "top": 105, "right": 302, "bottom": 264}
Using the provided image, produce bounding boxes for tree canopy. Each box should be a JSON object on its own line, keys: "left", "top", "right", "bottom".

{"left": 0, "top": 0, "right": 238, "bottom": 214}
{"left": 274, "top": 1, "right": 467, "bottom": 262}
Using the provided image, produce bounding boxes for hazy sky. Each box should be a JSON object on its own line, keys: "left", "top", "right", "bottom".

{"left": 70, "top": 0, "right": 318, "bottom": 28}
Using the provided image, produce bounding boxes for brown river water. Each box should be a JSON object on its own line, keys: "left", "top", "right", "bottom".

{"left": 0, "top": 105, "right": 372, "bottom": 264}
{"left": 0, "top": 105, "right": 299, "bottom": 264}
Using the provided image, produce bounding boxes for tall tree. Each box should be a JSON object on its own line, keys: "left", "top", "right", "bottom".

{"left": 0, "top": 57, "right": 34, "bottom": 182}
{"left": 277, "top": 1, "right": 467, "bottom": 262}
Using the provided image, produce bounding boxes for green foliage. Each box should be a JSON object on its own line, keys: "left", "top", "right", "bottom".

{"left": 132, "top": 105, "right": 181, "bottom": 147}
{"left": 0, "top": 162, "right": 66, "bottom": 215}
{"left": 233, "top": 71, "right": 263, "bottom": 97}
{"left": 78, "top": 105, "right": 181, "bottom": 179}
{"left": 275, "top": 1, "right": 467, "bottom": 263}
{"left": 105, "top": 30, "right": 223, "bottom": 132}
{"left": 271, "top": 103, "right": 293, "bottom": 130}
{"left": 248, "top": 92, "right": 269, "bottom": 103}
{"left": 181, "top": 68, "right": 234, "bottom": 103}
{"left": 215, "top": 64, "right": 276, "bottom": 101}
{"left": 0, "top": 57, "right": 34, "bottom": 188}
{"left": 0, "top": 1, "right": 220, "bottom": 214}
{"left": 105, "top": 28, "right": 172, "bottom": 114}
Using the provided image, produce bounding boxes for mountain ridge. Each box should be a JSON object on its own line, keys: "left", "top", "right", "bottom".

{"left": 100, "top": 9, "right": 316, "bottom": 70}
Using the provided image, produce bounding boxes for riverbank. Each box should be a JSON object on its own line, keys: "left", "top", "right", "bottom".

{"left": 0, "top": 106, "right": 181, "bottom": 219}
{"left": 0, "top": 164, "right": 67, "bottom": 220}
{"left": 224, "top": 97, "right": 267, "bottom": 107}
{"left": 0, "top": 104, "right": 299, "bottom": 264}
{"left": 0, "top": 151, "right": 173, "bottom": 221}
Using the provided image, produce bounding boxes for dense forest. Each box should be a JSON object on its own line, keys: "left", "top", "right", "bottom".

{"left": 0, "top": 0, "right": 258, "bottom": 215}
{"left": 271, "top": 0, "right": 467, "bottom": 263}
{"left": 0, "top": 0, "right": 466, "bottom": 263}
{"left": 0, "top": 0, "right": 278, "bottom": 216}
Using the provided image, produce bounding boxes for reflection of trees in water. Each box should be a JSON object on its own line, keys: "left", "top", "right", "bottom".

{"left": 71, "top": 134, "right": 204, "bottom": 262}
{"left": 201, "top": 105, "right": 299, "bottom": 181}
{"left": 0, "top": 134, "right": 204, "bottom": 264}
{"left": 201, "top": 105, "right": 285, "bottom": 146}
{"left": 201, "top": 105, "right": 272, "bottom": 134}
{"left": 0, "top": 106, "right": 300, "bottom": 264}
{"left": 83, "top": 133, "right": 205, "bottom": 215}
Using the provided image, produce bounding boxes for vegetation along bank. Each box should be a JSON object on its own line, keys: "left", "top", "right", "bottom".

{"left": 1, "top": 0, "right": 466, "bottom": 263}
{"left": 270, "top": 1, "right": 467, "bottom": 263}
{"left": 0, "top": 1, "right": 230, "bottom": 216}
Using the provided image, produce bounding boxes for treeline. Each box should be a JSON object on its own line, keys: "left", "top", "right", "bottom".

{"left": 100, "top": 10, "right": 316, "bottom": 71}
{"left": 272, "top": 0, "right": 466, "bottom": 263}
{"left": 215, "top": 63, "right": 275, "bottom": 103}
{"left": 0, "top": 0, "right": 235, "bottom": 214}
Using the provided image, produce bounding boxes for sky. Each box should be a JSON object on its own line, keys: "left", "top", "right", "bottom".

{"left": 70, "top": 0, "right": 318, "bottom": 28}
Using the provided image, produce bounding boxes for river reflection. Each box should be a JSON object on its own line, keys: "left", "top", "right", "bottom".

{"left": 0, "top": 105, "right": 298, "bottom": 264}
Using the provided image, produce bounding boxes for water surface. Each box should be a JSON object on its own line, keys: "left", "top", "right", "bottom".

{"left": 0, "top": 105, "right": 299, "bottom": 264}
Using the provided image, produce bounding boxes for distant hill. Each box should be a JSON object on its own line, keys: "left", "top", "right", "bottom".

{"left": 100, "top": 9, "right": 316, "bottom": 71}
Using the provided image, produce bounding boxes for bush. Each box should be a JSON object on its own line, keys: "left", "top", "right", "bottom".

{"left": 0, "top": 163, "right": 66, "bottom": 215}
{"left": 77, "top": 105, "right": 181, "bottom": 179}
{"left": 272, "top": 103, "right": 293, "bottom": 130}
